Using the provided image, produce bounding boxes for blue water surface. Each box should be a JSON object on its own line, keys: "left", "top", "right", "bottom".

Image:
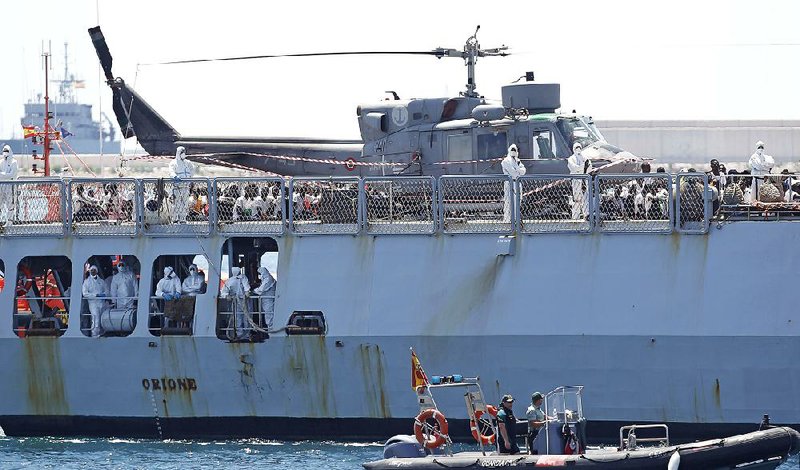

{"left": 0, "top": 435, "right": 797, "bottom": 469}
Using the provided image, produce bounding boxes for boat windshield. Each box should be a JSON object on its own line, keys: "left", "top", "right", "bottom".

{"left": 557, "top": 117, "right": 605, "bottom": 148}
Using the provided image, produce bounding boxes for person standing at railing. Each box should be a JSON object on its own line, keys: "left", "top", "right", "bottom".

{"left": 182, "top": 264, "right": 206, "bottom": 296}
{"left": 749, "top": 141, "right": 774, "bottom": 202}
{"left": 155, "top": 267, "right": 182, "bottom": 300}
{"left": 567, "top": 142, "right": 591, "bottom": 220}
{"left": 0, "top": 145, "right": 19, "bottom": 228}
{"left": 82, "top": 265, "right": 109, "bottom": 337}
{"left": 221, "top": 267, "right": 251, "bottom": 340}
{"left": 252, "top": 266, "right": 276, "bottom": 330}
{"left": 169, "top": 146, "right": 195, "bottom": 223}
{"left": 501, "top": 144, "right": 526, "bottom": 223}
{"left": 110, "top": 261, "right": 138, "bottom": 310}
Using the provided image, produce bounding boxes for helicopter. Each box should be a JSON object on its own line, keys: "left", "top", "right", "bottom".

{"left": 88, "top": 25, "right": 642, "bottom": 177}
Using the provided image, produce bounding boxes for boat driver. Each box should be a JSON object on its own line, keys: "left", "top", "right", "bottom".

{"left": 496, "top": 394, "right": 521, "bottom": 455}
{"left": 526, "top": 392, "right": 553, "bottom": 454}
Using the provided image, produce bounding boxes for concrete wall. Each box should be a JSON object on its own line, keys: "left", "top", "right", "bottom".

{"left": 597, "top": 120, "right": 800, "bottom": 166}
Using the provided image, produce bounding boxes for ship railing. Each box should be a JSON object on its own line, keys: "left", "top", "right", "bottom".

{"left": 717, "top": 173, "right": 800, "bottom": 221}
{"left": 215, "top": 295, "right": 272, "bottom": 342}
{"left": 593, "top": 174, "right": 674, "bottom": 234}
{"left": 67, "top": 178, "right": 139, "bottom": 236}
{"left": 79, "top": 297, "right": 137, "bottom": 337}
{"left": 0, "top": 179, "right": 67, "bottom": 237}
{"left": 148, "top": 295, "right": 196, "bottom": 336}
{"left": 518, "top": 175, "right": 593, "bottom": 234}
{"left": 363, "top": 176, "right": 436, "bottom": 235}
{"left": 439, "top": 175, "right": 514, "bottom": 234}
{"left": 619, "top": 424, "right": 670, "bottom": 450}
{"left": 141, "top": 178, "right": 213, "bottom": 237}
{"left": 214, "top": 177, "right": 285, "bottom": 235}
{"left": 289, "top": 177, "right": 361, "bottom": 235}
{"left": 13, "top": 295, "right": 69, "bottom": 337}
{"left": 675, "top": 173, "right": 711, "bottom": 234}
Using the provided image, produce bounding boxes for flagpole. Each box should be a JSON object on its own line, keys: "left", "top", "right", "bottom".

{"left": 43, "top": 45, "right": 51, "bottom": 177}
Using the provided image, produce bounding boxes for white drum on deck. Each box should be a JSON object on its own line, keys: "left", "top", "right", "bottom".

{"left": 100, "top": 308, "right": 136, "bottom": 333}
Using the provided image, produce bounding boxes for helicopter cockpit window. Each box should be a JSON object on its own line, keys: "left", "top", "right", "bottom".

{"left": 532, "top": 130, "right": 557, "bottom": 159}
{"left": 446, "top": 133, "right": 473, "bottom": 162}
{"left": 557, "top": 117, "right": 603, "bottom": 149}
{"left": 476, "top": 132, "right": 507, "bottom": 160}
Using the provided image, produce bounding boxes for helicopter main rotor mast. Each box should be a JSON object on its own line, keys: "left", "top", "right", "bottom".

{"left": 432, "top": 25, "right": 509, "bottom": 98}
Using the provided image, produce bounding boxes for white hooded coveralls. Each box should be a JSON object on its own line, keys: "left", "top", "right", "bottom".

{"left": 567, "top": 145, "right": 592, "bottom": 220}
{"left": 155, "top": 267, "right": 182, "bottom": 299}
{"left": 252, "top": 266, "right": 276, "bottom": 329}
{"left": 0, "top": 145, "right": 19, "bottom": 225}
{"left": 182, "top": 264, "right": 205, "bottom": 296}
{"left": 169, "top": 146, "right": 195, "bottom": 222}
{"left": 501, "top": 145, "right": 526, "bottom": 223}
{"left": 81, "top": 265, "right": 109, "bottom": 337}
{"left": 110, "top": 264, "right": 138, "bottom": 309}
{"left": 748, "top": 142, "right": 774, "bottom": 202}
{"left": 221, "top": 267, "right": 251, "bottom": 339}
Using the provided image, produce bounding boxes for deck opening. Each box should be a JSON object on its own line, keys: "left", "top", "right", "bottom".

{"left": 79, "top": 255, "right": 139, "bottom": 337}
{"left": 149, "top": 254, "right": 208, "bottom": 336}
{"left": 14, "top": 256, "right": 71, "bottom": 338}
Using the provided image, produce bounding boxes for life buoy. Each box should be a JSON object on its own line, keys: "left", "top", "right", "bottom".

{"left": 345, "top": 158, "right": 356, "bottom": 171}
{"left": 470, "top": 405, "right": 498, "bottom": 445}
{"left": 413, "top": 409, "right": 449, "bottom": 449}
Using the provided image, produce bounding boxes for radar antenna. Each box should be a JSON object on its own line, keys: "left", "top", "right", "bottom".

{"left": 431, "top": 25, "right": 509, "bottom": 98}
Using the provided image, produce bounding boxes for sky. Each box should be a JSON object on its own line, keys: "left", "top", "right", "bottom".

{"left": 1, "top": 0, "right": 799, "bottom": 143}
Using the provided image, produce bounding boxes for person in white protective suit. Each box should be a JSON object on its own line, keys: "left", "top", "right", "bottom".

{"left": 0, "top": 145, "right": 20, "bottom": 227}
{"left": 181, "top": 263, "right": 206, "bottom": 296}
{"left": 81, "top": 265, "right": 110, "bottom": 337}
{"left": 748, "top": 141, "right": 774, "bottom": 202}
{"left": 501, "top": 144, "right": 526, "bottom": 223}
{"left": 567, "top": 142, "right": 592, "bottom": 220}
{"left": 110, "top": 261, "right": 138, "bottom": 309}
{"left": 168, "top": 146, "right": 195, "bottom": 223}
{"left": 252, "top": 266, "right": 276, "bottom": 330}
{"left": 220, "top": 267, "right": 251, "bottom": 340}
{"left": 155, "top": 266, "right": 182, "bottom": 300}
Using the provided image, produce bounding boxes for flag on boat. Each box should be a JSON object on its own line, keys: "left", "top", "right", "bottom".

{"left": 411, "top": 348, "right": 429, "bottom": 390}
{"left": 22, "top": 125, "right": 36, "bottom": 139}
{"left": 73, "top": 80, "right": 86, "bottom": 89}
{"left": 59, "top": 126, "right": 74, "bottom": 139}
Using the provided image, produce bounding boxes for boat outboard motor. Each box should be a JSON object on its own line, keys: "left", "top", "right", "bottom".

{"left": 383, "top": 435, "right": 425, "bottom": 459}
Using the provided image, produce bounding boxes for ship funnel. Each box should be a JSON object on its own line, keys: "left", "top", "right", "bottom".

{"left": 88, "top": 26, "right": 114, "bottom": 81}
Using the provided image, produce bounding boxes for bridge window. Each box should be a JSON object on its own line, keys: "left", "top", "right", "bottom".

{"left": 217, "top": 237, "right": 278, "bottom": 343}
{"left": 13, "top": 256, "right": 71, "bottom": 338}
{"left": 149, "top": 254, "right": 208, "bottom": 336}
{"left": 79, "top": 256, "right": 139, "bottom": 338}
{"left": 446, "top": 132, "right": 472, "bottom": 161}
{"left": 476, "top": 131, "right": 507, "bottom": 160}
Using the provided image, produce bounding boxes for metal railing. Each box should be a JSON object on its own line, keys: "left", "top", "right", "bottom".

{"left": 148, "top": 295, "right": 196, "bottom": 336}
{"left": 68, "top": 178, "right": 139, "bottom": 236}
{"left": 289, "top": 177, "right": 361, "bottom": 234}
{"left": 216, "top": 295, "right": 273, "bottom": 342}
{"left": 14, "top": 295, "right": 70, "bottom": 337}
{"left": 519, "top": 175, "right": 592, "bottom": 234}
{"left": 79, "top": 296, "right": 137, "bottom": 337}
{"left": 675, "top": 173, "right": 711, "bottom": 234}
{"left": 141, "top": 178, "right": 213, "bottom": 236}
{"left": 214, "top": 177, "right": 285, "bottom": 235}
{"left": 0, "top": 179, "right": 67, "bottom": 237}
{"left": 594, "top": 174, "right": 673, "bottom": 234}
{"left": 619, "top": 424, "right": 670, "bottom": 450}
{"left": 439, "top": 175, "right": 513, "bottom": 234}
{"left": 364, "top": 177, "right": 436, "bottom": 234}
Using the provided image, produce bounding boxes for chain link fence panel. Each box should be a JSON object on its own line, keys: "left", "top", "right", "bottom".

{"left": 364, "top": 177, "right": 435, "bottom": 234}
{"left": 438, "top": 176, "right": 513, "bottom": 234}
{"left": 676, "top": 173, "right": 710, "bottom": 233}
{"left": 0, "top": 179, "right": 66, "bottom": 237}
{"left": 595, "top": 174, "right": 673, "bottom": 233}
{"left": 68, "top": 179, "right": 139, "bottom": 236}
{"left": 289, "top": 178, "right": 361, "bottom": 234}
{"left": 141, "top": 178, "right": 213, "bottom": 236}
{"left": 519, "top": 175, "right": 592, "bottom": 233}
{"left": 215, "top": 178, "right": 285, "bottom": 235}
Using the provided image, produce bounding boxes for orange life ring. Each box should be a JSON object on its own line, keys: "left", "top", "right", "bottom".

{"left": 413, "top": 409, "right": 449, "bottom": 449}
{"left": 470, "top": 405, "right": 498, "bottom": 445}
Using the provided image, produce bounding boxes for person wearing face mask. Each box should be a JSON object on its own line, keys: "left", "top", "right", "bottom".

{"left": 221, "top": 267, "right": 251, "bottom": 340}
{"left": 110, "top": 261, "right": 138, "bottom": 309}
{"left": 82, "top": 265, "right": 109, "bottom": 337}
{"left": 749, "top": 141, "right": 774, "bottom": 202}
{"left": 501, "top": 144, "right": 526, "bottom": 223}
{"left": 0, "top": 145, "right": 19, "bottom": 227}
{"left": 252, "top": 266, "right": 276, "bottom": 330}
{"left": 182, "top": 263, "right": 206, "bottom": 296}
{"left": 169, "top": 146, "right": 195, "bottom": 223}
{"left": 155, "top": 266, "right": 182, "bottom": 301}
{"left": 567, "top": 142, "right": 592, "bottom": 220}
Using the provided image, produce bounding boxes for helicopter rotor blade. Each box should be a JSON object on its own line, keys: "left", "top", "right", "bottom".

{"left": 156, "top": 50, "right": 444, "bottom": 65}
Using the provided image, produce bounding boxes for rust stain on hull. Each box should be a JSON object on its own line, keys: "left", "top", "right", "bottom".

{"left": 24, "top": 337, "right": 69, "bottom": 415}
{"left": 359, "top": 343, "right": 391, "bottom": 418}
{"left": 282, "top": 336, "right": 337, "bottom": 417}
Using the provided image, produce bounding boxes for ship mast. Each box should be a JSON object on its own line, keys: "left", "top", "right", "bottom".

{"left": 40, "top": 46, "right": 54, "bottom": 176}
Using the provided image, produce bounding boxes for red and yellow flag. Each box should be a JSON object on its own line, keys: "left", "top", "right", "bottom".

{"left": 22, "top": 125, "right": 36, "bottom": 139}
{"left": 411, "top": 349, "right": 429, "bottom": 390}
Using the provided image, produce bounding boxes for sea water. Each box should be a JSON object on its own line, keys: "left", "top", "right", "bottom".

{"left": 0, "top": 435, "right": 798, "bottom": 469}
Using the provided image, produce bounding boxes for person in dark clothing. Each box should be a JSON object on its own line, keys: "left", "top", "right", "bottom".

{"left": 496, "top": 394, "right": 521, "bottom": 454}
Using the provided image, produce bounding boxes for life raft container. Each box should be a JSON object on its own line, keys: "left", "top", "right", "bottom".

{"left": 470, "top": 405, "right": 498, "bottom": 445}
{"left": 413, "top": 409, "right": 449, "bottom": 449}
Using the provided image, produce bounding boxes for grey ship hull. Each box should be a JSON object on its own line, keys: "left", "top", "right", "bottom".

{"left": 1, "top": 139, "right": 120, "bottom": 156}
{"left": 0, "top": 222, "right": 798, "bottom": 441}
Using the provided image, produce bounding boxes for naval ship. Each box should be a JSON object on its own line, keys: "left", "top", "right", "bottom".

{"left": 0, "top": 29, "right": 797, "bottom": 444}
{"left": 1, "top": 43, "right": 119, "bottom": 155}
